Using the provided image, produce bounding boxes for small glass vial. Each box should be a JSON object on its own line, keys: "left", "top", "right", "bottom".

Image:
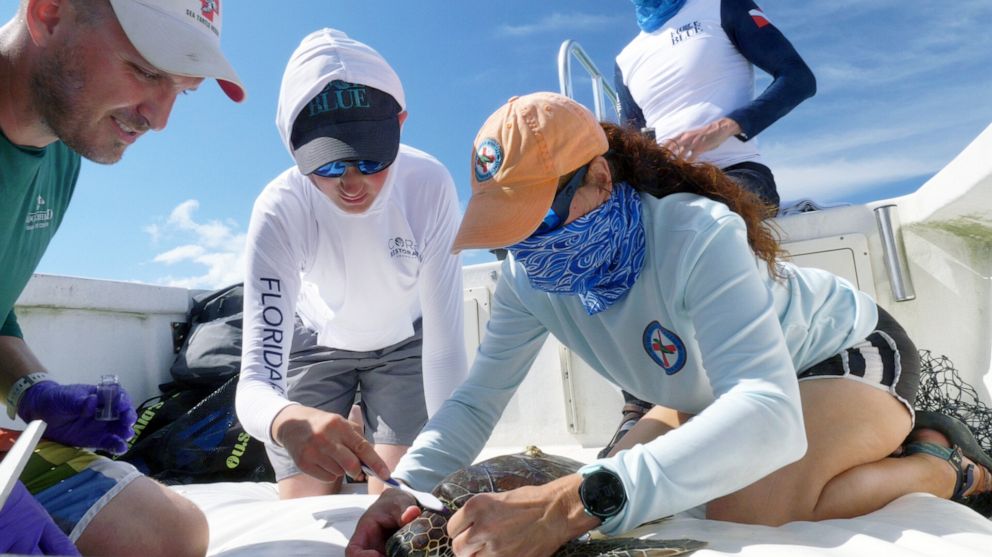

{"left": 96, "top": 374, "right": 120, "bottom": 421}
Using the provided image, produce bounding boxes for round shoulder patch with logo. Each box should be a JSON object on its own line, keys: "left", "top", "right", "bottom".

{"left": 642, "top": 321, "right": 686, "bottom": 375}
{"left": 474, "top": 138, "right": 503, "bottom": 182}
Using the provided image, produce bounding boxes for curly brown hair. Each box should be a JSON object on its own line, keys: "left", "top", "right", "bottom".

{"left": 601, "top": 122, "right": 783, "bottom": 274}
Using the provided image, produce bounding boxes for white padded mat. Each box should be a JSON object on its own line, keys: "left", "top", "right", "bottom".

{"left": 171, "top": 482, "right": 992, "bottom": 557}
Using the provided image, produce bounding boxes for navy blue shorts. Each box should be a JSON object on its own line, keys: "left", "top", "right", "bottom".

{"left": 724, "top": 161, "right": 780, "bottom": 211}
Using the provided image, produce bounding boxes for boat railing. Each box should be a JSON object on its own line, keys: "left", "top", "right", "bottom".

{"left": 873, "top": 204, "right": 917, "bottom": 301}
{"left": 557, "top": 40, "right": 620, "bottom": 122}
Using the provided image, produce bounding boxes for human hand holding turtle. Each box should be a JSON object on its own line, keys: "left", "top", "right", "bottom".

{"left": 346, "top": 488, "right": 421, "bottom": 557}
{"left": 447, "top": 474, "right": 597, "bottom": 557}
{"left": 348, "top": 447, "right": 704, "bottom": 557}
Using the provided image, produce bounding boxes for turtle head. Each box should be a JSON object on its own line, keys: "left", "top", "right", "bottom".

{"left": 523, "top": 445, "right": 545, "bottom": 457}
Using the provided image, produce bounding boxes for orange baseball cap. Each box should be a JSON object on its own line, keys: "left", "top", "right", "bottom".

{"left": 451, "top": 92, "right": 609, "bottom": 253}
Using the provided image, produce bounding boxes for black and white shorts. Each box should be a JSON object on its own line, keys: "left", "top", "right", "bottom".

{"left": 797, "top": 307, "right": 920, "bottom": 422}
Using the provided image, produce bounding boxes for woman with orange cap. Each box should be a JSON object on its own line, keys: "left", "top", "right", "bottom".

{"left": 347, "top": 92, "right": 992, "bottom": 557}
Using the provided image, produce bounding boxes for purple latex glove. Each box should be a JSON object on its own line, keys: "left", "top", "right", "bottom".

{"left": 17, "top": 381, "right": 137, "bottom": 455}
{"left": 0, "top": 481, "right": 81, "bottom": 555}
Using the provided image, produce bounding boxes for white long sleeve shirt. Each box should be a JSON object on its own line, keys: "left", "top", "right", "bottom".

{"left": 236, "top": 145, "right": 468, "bottom": 445}
{"left": 615, "top": 0, "right": 815, "bottom": 168}
{"left": 394, "top": 192, "right": 876, "bottom": 534}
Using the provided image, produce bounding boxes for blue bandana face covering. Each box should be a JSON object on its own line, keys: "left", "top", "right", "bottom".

{"left": 509, "top": 183, "right": 647, "bottom": 315}
{"left": 632, "top": 0, "right": 688, "bottom": 32}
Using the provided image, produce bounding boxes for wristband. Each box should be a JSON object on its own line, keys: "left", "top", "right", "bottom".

{"left": 5, "top": 372, "right": 52, "bottom": 419}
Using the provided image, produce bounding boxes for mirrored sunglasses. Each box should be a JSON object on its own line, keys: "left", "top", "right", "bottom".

{"left": 312, "top": 159, "right": 391, "bottom": 178}
{"left": 532, "top": 164, "right": 590, "bottom": 236}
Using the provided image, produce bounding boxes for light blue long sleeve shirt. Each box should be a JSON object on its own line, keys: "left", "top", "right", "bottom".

{"left": 394, "top": 192, "right": 876, "bottom": 534}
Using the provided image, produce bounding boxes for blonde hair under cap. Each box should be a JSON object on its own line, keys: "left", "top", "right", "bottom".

{"left": 451, "top": 92, "right": 608, "bottom": 253}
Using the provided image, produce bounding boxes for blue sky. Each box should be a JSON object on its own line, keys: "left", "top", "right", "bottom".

{"left": 11, "top": 0, "right": 992, "bottom": 289}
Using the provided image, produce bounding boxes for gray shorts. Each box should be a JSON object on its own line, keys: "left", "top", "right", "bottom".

{"left": 266, "top": 318, "right": 427, "bottom": 481}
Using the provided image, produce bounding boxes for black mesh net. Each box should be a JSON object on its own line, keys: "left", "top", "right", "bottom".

{"left": 914, "top": 350, "right": 992, "bottom": 517}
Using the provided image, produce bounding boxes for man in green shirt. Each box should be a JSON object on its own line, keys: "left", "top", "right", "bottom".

{"left": 0, "top": 0, "right": 245, "bottom": 555}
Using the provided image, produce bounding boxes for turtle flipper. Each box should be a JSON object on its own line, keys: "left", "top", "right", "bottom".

{"left": 553, "top": 537, "right": 706, "bottom": 557}
{"left": 385, "top": 510, "right": 453, "bottom": 557}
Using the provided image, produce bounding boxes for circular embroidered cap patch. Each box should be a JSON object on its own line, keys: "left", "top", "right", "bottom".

{"left": 474, "top": 138, "right": 503, "bottom": 182}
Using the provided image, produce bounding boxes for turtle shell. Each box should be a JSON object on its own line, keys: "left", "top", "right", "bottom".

{"left": 434, "top": 446, "right": 585, "bottom": 510}
{"left": 384, "top": 446, "right": 705, "bottom": 557}
{"left": 386, "top": 446, "right": 582, "bottom": 557}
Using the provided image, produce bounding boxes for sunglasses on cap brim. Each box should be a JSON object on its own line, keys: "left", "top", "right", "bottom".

{"left": 531, "top": 164, "right": 590, "bottom": 236}
{"left": 311, "top": 159, "right": 392, "bottom": 178}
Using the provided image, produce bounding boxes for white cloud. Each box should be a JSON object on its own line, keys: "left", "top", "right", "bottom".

{"left": 496, "top": 13, "right": 625, "bottom": 37}
{"left": 143, "top": 223, "right": 162, "bottom": 243}
{"left": 155, "top": 251, "right": 245, "bottom": 291}
{"left": 165, "top": 200, "right": 242, "bottom": 250}
{"left": 152, "top": 244, "right": 206, "bottom": 265}
{"left": 750, "top": 0, "right": 992, "bottom": 203}
{"left": 775, "top": 156, "right": 941, "bottom": 204}
{"left": 146, "top": 199, "right": 246, "bottom": 290}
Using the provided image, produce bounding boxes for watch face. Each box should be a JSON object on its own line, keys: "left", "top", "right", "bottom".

{"left": 580, "top": 469, "right": 627, "bottom": 519}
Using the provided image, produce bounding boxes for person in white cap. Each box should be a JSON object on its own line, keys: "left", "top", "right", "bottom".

{"left": 0, "top": 0, "right": 244, "bottom": 555}
{"left": 235, "top": 28, "right": 467, "bottom": 500}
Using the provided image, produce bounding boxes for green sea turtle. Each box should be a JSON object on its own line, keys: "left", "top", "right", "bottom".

{"left": 386, "top": 446, "right": 705, "bottom": 557}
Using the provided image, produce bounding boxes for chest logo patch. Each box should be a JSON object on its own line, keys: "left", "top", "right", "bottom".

{"left": 643, "top": 321, "right": 686, "bottom": 375}
{"left": 25, "top": 195, "right": 54, "bottom": 231}
{"left": 388, "top": 236, "right": 420, "bottom": 259}
{"left": 670, "top": 21, "right": 704, "bottom": 45}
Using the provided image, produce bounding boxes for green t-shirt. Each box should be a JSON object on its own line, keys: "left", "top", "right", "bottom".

{"left": 0, "top": 129, "right": 81, "bottom": 338}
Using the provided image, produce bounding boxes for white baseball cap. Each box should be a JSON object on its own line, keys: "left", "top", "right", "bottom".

{"left": 108, "top": 0, "right": 245, "bottom": 102}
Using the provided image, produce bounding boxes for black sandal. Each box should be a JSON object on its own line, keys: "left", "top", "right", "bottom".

{"left": 597, "top": 402, "right": 652, "bottom": 459}
{"left": 904, "top": 410, "right": 992, "bottom": 501}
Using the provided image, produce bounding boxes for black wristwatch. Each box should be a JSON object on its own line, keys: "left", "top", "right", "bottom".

{"left": 578, "top": 467, "right": 627, "bottom": 521}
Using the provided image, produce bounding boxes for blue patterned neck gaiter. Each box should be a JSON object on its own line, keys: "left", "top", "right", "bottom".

{"left": 632, "top": 0, "right": 688, "bottom": 32}
{"left": 508, "top": 183, "right": 647, "bottom": 315}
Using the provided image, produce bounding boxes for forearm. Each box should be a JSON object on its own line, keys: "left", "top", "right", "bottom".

{"left": 0, "top": 335, "right": 47, "bottom": 400}
{"left": 723, "top": 0, "right": 815, "bottom": 139}
{"left": 236, "top": 264, "right": 300, "bottom": 444}
{"left": 420, "top": 261, "right": 469, "bottom": 415}
{"left": 268, "top": 402, "right": 307, "bottom": 447}
{"left": 554, "top": 475, "right": 602, "bottom": 538}
{"left": 237, "top": 212, "right": 304, "bottom": 445}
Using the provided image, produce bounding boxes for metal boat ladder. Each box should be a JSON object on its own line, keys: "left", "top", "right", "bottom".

{"left": 557, "top": 40, "right": 621, "bottom": 122}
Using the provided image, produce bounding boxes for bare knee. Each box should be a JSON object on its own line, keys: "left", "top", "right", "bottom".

{"left": 278, "top": 473, "right": 343, "bottom": 499}
{"left": 708, "top": 381, "right": 914, "bottom": 525}
{"left": 77, "top": 477, "right": 208, "bottom": 557}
